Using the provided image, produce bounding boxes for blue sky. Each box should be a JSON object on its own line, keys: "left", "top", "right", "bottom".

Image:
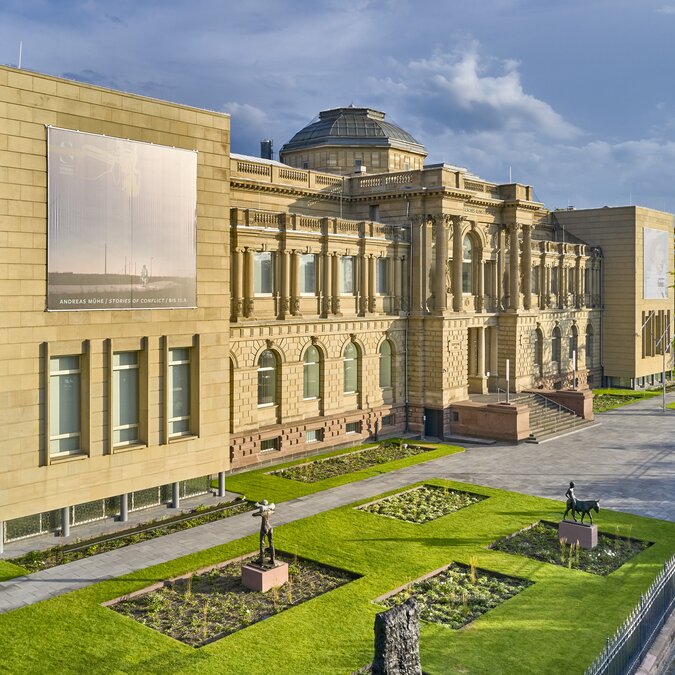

{"left": 2, "top": 0, "right": 675, "bottom": 211}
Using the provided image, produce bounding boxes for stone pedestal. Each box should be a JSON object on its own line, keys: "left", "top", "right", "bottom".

{"left": 559, "top": 520, "right": 597, "bottom": 549}
{"left": 241, "top": 561, "right": 288, "bottom": 592}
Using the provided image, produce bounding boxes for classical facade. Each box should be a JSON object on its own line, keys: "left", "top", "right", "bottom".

{"left": 0, "top": 70, "right": 672, "bottom": 547}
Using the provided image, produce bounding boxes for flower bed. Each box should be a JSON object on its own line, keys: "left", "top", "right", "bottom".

{"left": 270, "top": 441, "right": 434, "bottom": 483}
{"left": 109, "top": 553, "right": 358, "bottom": 647}
{"left": 10, "top": 500, "right": 253, "bottom": 574}
{"left": 491, "top": 521, "right": 651, "bottom": 575}
{"left": 358, "top": 485, "right": 486, "bottom": 524}
{"left": 380, "top": 562, "right": 531, "bottom": 630}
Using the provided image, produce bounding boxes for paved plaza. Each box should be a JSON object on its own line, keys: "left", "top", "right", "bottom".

{"left": 0, "top": 393, "right": 673, "bottom": 614}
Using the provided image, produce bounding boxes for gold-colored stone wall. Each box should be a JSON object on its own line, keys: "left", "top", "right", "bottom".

{"left": 0, "top": 66, "right": 230, "bottom": 521}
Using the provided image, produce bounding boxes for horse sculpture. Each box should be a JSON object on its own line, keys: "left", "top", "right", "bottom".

{"left": 564, "top": 498, "right": 600, "bottom": 525}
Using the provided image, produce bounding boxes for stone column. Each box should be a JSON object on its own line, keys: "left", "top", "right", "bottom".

{"left": 243, "top": 248, "right": 254, "bottom": 318}
{"left": 497, "top": 226, "right": 505, "bottom": 308}
{"left": 452, "top": 216, "right": 464, "bottom": 312}
{"left": 331, "top": 253, "right": 341, "bottom": 315}
{"left": 322, "top": 251, "right": 331, "bottom": 317}
{"left": 359, "top": 250, "right": 368, "bottom": 315}
{"left": 575, "top": 257, "right": 582, "bottom": 308}
{"left": 393, "top": 254, "right": 402, "bottom": 312}
{"left": 558, "top": 255, "right": 565, "bottom": 308}
{"left": 477, "top": 258, "right": 485, "bottom": 311}
{"left": 478, "top": 326, "right": 486, "bottom": 378}
{"left": 232, "top": 248, "right": 244, "bottom": 319}
{"left": 509, "top": 224, "right": 521, "bottom": 310}
{"left": 400, "top": 255, "right": 409, "bottom": 312}
{"left": 291, "top": 250, "right": 301, "bottom": 316}
{"left": 545, "top": 264, "right": 551, "bottom": 305}
{"left": 279, "top": 250, "right": 291, "bottom": 319}
{"left": 435, "top": 218, "right": 448, "bottom": 314}
{"left": 367, "top": 254, "right": 375, "bottom": 313}
{"left": 522, "top": 225, "right": 532, "bottom": 310}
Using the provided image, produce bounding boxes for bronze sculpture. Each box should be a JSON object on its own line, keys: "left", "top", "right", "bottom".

{"left": 253, "top": 499, "right": 276, "bottom": 566}
{"left": 563, "top": 482, "right": 600, "bottom": 524}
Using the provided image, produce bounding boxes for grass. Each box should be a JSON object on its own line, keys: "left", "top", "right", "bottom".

{"left": 592, "top": 387, "right": 664, "bottom": 412}
{"left": 223, "top": 439, "right": 464, "bottom": 503}
{"left": 0, "top": 559, "right": 26, "bottom": 582}
{"left": 0, "top": 480, "right": 673, "bottom": 675}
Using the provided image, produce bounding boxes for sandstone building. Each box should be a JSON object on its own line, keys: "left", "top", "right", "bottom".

{"left": 0, "top": 68, "right": 672, "bottom": 548}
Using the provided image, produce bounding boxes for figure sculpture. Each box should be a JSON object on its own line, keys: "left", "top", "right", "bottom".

{"left": 253, "top": 499, "right": 276, "bottom": 566}
{"left": 563, "top": 481, "right": 600, "bottom": 524}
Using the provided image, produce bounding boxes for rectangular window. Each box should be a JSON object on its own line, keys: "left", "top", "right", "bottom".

{"left": 305, "top": 429, "right": 323, "bottom": 443}
{"left": 49, "top": 355, "right": 81, "bottom": 457}
{"left": 299, "top": 254, "right": 316, "bottom": 295}
{"left": 369, "top": 204, "right": 380, "bottom": 221}
{"left": 381, "top": 415, "right": 393, "bottom": 426}
{"left": 168, "top": 348, "right": 191, "bottom": 437}
{"left": 254, "top": 252, "right": 274, "bottom": 295}
{"left": 531, "top": 266, "right": 540, "bottom": 295}
{"left": 261, "top": 438, "right": 279, "bottom": 452}
{"left": 341, "top": 256, "right": 355, "bottom": 294}
{"left": 551, "top": 268, "right": 559, "bottom": 294}
{"left": 346, "top": 421, "right": 361, "bottom": 434}
{"left": 377, "top": 258, "right": 388, "bottom": 295}
{"left": 113, "top": 351, "right": 140, "bottom": 447}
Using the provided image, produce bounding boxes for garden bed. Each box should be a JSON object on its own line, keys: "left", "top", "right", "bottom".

{"left": 378, "top": 562, "right": 531, "bottom": 630}
{"left": 490, "top": 521, "right": 652, "bottom": 575}
{"left": 270, "top": 441, "right": 434, "bottom": 483}
{"left": 9, "top": 500, "right": 253, "bottom": 574}
{"left": 108, "top": 552, "right": 359, "bottom": 647}
{"left": 357, "top": 485, "right": 486, "bottom": 524}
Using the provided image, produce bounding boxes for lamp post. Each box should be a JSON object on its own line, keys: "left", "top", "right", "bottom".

{"left": 655, "top": 321, "right": 672, "bottom": 413}
{"left": 506, "top": 358, "right": 510, "bottom": 404}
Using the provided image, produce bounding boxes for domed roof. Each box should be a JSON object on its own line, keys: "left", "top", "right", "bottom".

{"left": 280, "top": 106, "right": 426, "bottom": 155}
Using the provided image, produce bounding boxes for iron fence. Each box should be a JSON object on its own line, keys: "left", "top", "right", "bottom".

{"left": 584, "top": 554, "right": 675, "bottom": 675}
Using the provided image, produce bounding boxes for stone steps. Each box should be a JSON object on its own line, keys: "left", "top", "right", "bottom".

{"left": 513, "top": 394, "right": 591, "bottom": 443}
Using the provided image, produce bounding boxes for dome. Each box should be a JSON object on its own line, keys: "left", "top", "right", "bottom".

{"left": 280, "top": 106, "right": 426, "bottom": 156}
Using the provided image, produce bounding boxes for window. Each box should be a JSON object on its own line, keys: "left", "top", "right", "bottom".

{"left": 341, "top": 256, "right": 355, "bottom": 294}
{"left": 346, "top": 421, "right": 361, "bottom": 434}
{"left": 569, "top": 326, "right": 578, "bottom": 361}
{"left": 306, "top": 429, "right": 323, "bottom": 443}
{"left": 534, "top": 329, "right": 543, "bottom": 377}
{"left": 551, "top": 267, "right": 559, "bottom": 294}
{"left": 254, "top": 252, "right": 274, "bottom": 295}
{"left": 260, "top": 438, "right": 279, "bottom": 452}
{"left": 379, "top": 340, "right": 392, "bottom": 388}
{"left": 377, "top": 258, "right": 388, "bottom": 295}
{"left": 343, "top": 342, "right": 359, "bottom": 394}
{"left": 168, "top": 348, "right": 191, "bottom": 437}
{"left": 303, "top": 345, "right": 320, "bottom": 399}
{"left": 462, "top": 236, "right": 473, "bottom": 293}
{"left": 586, "top": 325, "right": 594, "bottom": 367}
{"left": 49, "top": 355, "right": 81, "bottom": 457}
{"left": 257, "top": 350, "right": 277, "bottom": 406}
{"left": 552, "top": 327, "right": 562, "bottom": 370}
{"left": 568, "top": 268, "right": 575, "bottom": 294}
{"left": 531, "top": 266, "right": 540, "bottom": 295}
{"left": 113, "top": 351, "right": 139, "bottom": 446}
{"left": 369, "top": 204, "right": 379, "bottom": 221}
{"left": 299, "top": 254, "right": 316, "bottom": 295}
{"left": 381, "top": 415, "right": 393, "bottom": 426}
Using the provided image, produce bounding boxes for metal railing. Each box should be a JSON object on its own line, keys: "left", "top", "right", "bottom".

{"left": 584, "top": 555, "right": 675, "bottom": 675}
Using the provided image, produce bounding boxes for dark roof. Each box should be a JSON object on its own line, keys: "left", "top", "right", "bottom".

{"left": 280, "top": 106, "right": 427, "bottom": 155}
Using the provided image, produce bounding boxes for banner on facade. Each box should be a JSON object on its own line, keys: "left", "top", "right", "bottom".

{"left": 47, "top": 127, "right": 197, "bottom": 310}
{"left": 643, "top": 227, "right": 669, "bottom": 300}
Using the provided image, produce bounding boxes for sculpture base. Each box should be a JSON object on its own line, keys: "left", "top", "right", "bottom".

{"left": 559, "top": 521, "right": 597, "bottom": 549}
{"left": 241, "top": 561, "right": 288, "bottom": 592}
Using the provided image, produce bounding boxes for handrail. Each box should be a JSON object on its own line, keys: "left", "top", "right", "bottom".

{"left": 532, "top": 392, "right": 579, "bottom": 418}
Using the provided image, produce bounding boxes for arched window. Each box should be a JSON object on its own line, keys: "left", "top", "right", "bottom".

{"left": 569, "top": 325, "right": 579, "bottom": 361}
{"left": 586, "top": 325, "right": 594, "bottom": 367}
{"left": 462, "top": 236, "right": 473, "bottom": 294}
{"left": 303, "top": 345, "right": 320, "bottom": 399}
{"left": 552, "top": 327, "right": 562, "bottom": 370}
{"left": 534, "top": 329, "right": 544, "bottom": 377}
{"left": 257, "top": 350, "right": 277, "bottom": 406}
{"left": 343, "top": 343, "right": 359, "bottom": 394}
{"left": 379, "top": 340, "right": 392, "bottom": 388}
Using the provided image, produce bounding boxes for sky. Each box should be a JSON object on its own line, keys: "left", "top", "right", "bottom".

{"left": 2, "top": 0, "right": 675, "bottom": 212}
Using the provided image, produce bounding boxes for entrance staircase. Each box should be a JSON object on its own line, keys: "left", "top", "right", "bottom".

{"left": 512, "top": 393, "right": 594, "bottom": 443}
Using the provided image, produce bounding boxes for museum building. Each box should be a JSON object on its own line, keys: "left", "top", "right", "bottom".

{"left": 0, "top": 66, "right": 672, "bottom": 549}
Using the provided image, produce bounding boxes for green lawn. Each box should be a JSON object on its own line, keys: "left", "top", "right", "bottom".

{"left": 593, "top": 387, "right": 663, "bottom": 412}
{"left": 0, "top": 560, "right": 26, "bottom": 582}
{"left": 223, "top": 440, "right": 464, "bottom": 503}
{"left": 1, "top": 480, "right": 673, "bottom": 675}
